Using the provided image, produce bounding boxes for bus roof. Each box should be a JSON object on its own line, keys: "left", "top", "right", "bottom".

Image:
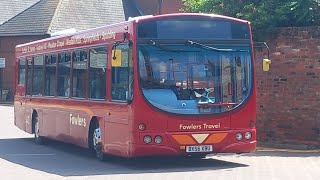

{"left": 16, "top": 21, "right": 132, "bottom": 48}
{"left": 129, "top": 13, "right": 249, "bottom": 24}
{"left": 17, "top": 13, "right": 249, "bottom": 47}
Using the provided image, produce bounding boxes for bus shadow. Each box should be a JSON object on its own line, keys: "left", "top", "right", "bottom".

{"left": 0, "top": 138, "right": 247, "bottom": 176}
{"left": 241, "top": 150, "right": 320, "bottom": 158}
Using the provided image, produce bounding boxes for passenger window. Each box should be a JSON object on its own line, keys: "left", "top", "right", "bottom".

{"left": 72, "top": 50, "right": 87, "bottom": 98}
{"left": 111, "top": 44, "right": 133, "bottom": 101}
{"left": 44, "top": 54, "right": 56, "bottom": 96}
{"left": 57, "top": 52, "right": 71, "bottom": 97}
{"left": 89, "top": 47, "right": 107, "bottom": 100}
{"left": 26, "top": 58, "right": 32, "bottom": 96}
{"left": 18, "top": 58, "right": 26, "bottom": 86}
{"left": 32, "top": 56, "right": 44, "bottom": 96}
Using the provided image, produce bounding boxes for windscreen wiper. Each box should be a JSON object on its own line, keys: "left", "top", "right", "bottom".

{"left": 148, "top": 40, "right": 199, "bottom": 53}
{"left": 186, "top": 40, "right": 249, "bottom": 52}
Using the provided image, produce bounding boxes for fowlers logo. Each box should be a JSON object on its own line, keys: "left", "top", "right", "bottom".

{"left": 70, "top": 114, "right": 87, "bottom": 127}
{"left": 179, "top": 123, "right": 221, "bottom": 130}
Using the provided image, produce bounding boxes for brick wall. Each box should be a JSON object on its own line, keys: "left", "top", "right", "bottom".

{"left": 0, "top": 36, "right": 47, "bottom": 101}
{"left": 256, "top": 27, "right": 320, "bottom": 147}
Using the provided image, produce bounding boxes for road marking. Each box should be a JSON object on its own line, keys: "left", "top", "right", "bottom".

{"left": 3, "top": 153, "right": 56, "bottom": 156}
{"left": 257, "top": 148, "right": 320, "bottom": 153}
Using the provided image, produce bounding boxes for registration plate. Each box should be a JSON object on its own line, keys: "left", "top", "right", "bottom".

{"left": 186, "top": 145, "right": 213, "bottom": 153}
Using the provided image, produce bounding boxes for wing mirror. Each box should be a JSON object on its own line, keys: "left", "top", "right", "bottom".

{"left": 254, "top": 42, "right": 271, "bottom": 72}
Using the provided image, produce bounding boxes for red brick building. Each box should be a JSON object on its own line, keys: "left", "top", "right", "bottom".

{"left": 136, "top": 0, "right": 183, "bottom": 15}
{"left": 0, "top": 0, "right": 183, "bottom": 102}
{"left": 0, "top": 0, "right": 45, "bottom": 101}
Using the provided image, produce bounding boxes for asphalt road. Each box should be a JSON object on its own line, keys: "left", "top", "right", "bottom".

{"left": 0, "top": 105, "right": 319, "bottom": 180}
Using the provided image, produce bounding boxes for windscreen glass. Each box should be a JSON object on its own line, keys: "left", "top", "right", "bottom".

{"left": 138, "top": 43, "right": 252, "bottom": 114}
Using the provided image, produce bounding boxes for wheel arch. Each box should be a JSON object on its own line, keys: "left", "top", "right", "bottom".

{"left": 88, "top": 116, "right": 99, "bottom": 149}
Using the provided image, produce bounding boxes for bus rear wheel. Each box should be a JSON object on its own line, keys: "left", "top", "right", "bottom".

{"left": 33, "top": 113, "right": 44, "bottom": 145}
{"left": 90, "top": 121, "right": 106, "bottom": 161}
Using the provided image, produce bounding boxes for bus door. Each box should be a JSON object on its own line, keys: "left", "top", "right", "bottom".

{"left": 106, "top": 43, "right": 133, "bottom": 152}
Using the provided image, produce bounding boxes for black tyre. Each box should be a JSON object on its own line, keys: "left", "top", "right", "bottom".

{"left": 90, "top": 121, "right": 106, "bottom": 161}
{"left": 33, "top": 113, "right": 44, "bottom": 145}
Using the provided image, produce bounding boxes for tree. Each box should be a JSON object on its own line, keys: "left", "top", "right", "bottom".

{"left": 182, "top": 0, "right": 320, "bottom": 40}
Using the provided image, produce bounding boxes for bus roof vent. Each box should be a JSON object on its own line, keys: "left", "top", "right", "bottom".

{"left": 50, "top": 28, "right": 77, "bottom": 37}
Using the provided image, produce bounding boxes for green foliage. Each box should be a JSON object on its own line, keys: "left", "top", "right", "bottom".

{"left": 182, "top": 0, "right": 320, "bottom": 40}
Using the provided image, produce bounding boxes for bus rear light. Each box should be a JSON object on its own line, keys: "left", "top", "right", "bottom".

{"left": 236, "top": 133, "right": 243, "bottom": 141}
{"left": 245, "top": 132, "right": 252, "bottom": 140}
{"left": 138, "top": 123, "right": 146, "bottom": 131}
{"left": 143, "top": 135, "right": 152, "bottom": 144}
{"left": 154, "top": 136, "right": 162, "bottom": 144}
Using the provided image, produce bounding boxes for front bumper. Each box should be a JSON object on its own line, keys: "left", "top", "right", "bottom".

{"left": 129, "top": 129, "right": 256, "bottom": 157}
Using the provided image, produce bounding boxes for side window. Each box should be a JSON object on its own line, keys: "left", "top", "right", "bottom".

{"left": 128, "top": 47, "right": 134, "bottom": 101}
{"left": 44, "top": 54, "right": 56, "bottom": 96}
{"left": 89, "top": 47, "right": 107, "bottom": 100}
{"left": 26, "top": 58, "right": 32, "bottom": 96}
{"left": 72, "top": 50, "right": 87, "bottom": 98}
{"left": 57, "top": 52, "right": 71, "bottom": 97}
{"left": 111, "top": 44, "right": 133, "bottom": 101}
{"left": 32, "top": 56, "right": 44, "bottom": 96}
{"left": 138, "top": 50, "right": 147, "bottom": 81}
{"left": 18, "top": 58, "right": 26, "bottom": 86}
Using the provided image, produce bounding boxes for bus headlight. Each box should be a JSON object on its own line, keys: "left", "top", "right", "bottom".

{"left": 154, "top": 136, "right": 163, "bottom": 144}
{"left": 236, "top": 133, "right": 243, "bottom": 141}
{"left": 143, "top": 135, "right": 152, "bottom": 144}
{"left": 245, "top": 132, "right": 252, "bottom": 140}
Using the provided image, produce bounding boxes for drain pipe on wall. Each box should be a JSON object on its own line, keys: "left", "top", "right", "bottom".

{"left": 158, "top": 0, "right": 163, "bottom": 15}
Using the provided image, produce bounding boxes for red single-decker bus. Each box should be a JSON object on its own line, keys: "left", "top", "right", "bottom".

{"left": 15, "top": 13, "right": 257, "bottom": 160}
